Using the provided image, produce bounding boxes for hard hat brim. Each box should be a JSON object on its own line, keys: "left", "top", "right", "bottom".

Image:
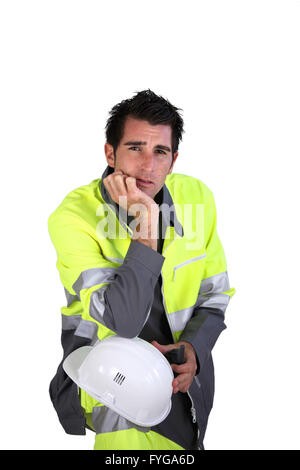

{"left": 62, "top": 342, "right": 173, "bottom": 427}
{"left": 63, "top": 345, "right": 93, "bottom": 386}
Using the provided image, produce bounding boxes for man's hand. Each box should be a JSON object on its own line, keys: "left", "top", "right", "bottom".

{"left": 103, "top": 170, "right": 158, "bottom": 217}
{"left": 151, "top": 340, "right": 198, "bottom": 394}
{"left": 103, "top": 170, "right": 159, "bottom": 250}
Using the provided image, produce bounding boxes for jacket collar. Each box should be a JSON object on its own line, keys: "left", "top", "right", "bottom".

{"left": 99, "top": 165, "right": 184, "bottom": 237}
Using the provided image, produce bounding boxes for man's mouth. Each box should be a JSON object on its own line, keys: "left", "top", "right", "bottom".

{"left": 136, "top": 178, "right": 154, "bottom": 187}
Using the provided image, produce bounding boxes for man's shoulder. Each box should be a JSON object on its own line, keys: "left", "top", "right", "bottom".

{"left": 48, "top": 178, "right": 102, "bottom": 226}
{"left": 165, "top": 172, "right": 214, "bottom": 201}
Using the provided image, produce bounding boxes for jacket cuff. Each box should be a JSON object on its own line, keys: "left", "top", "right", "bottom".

{"left": 59, "top": 416, "right": 86, "bottom": 435}
{"left": 126, "top": 240, "right": 165, "bottom": 277}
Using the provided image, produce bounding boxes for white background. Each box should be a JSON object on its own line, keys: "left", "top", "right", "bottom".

{"left": 0, "top": 0, "right": 299, "bottom": 450}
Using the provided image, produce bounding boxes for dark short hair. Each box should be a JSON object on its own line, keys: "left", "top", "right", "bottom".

{"left": 105, "top": 89, "right": 185, "bottom": 162}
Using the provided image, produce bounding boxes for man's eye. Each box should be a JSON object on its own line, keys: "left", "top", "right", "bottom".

{"left": 128, "top": 147, "right": 166, "bottom": 155}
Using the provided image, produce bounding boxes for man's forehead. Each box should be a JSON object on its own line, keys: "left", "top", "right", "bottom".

{"left": 122, "top": 116, "right": 172, "bottom": 141}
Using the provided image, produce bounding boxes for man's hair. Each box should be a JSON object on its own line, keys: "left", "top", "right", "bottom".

{"left": 105, "top": 89, "right": 185, "bottom": 163}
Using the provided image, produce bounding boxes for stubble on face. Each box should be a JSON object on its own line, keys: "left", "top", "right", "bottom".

{"left": 109, "top": 117, "right": 177, "bottom": 200}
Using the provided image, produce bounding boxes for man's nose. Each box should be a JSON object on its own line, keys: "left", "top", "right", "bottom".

{"left": 141, "top": 152, "right": 155, "bottom": 171}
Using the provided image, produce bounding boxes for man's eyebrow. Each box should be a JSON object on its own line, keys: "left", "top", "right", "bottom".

{"left": 123, "top": 141, "right": 171, "bottom": 152}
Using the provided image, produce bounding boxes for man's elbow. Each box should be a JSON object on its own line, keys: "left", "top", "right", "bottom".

{"left": 90, "top": 290, "right": 150, "bottom": 339}
{"left": 101, "top": 310, "right": 147, "bottom": 339}
{"left": 104, "top": 322, "right": 143, "bottom": 339}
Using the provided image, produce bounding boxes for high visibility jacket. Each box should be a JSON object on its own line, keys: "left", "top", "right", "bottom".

{"left": 48, "top": 165, "right": 235, "bottom": 449}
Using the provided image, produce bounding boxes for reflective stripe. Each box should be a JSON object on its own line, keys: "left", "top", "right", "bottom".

{"left": 103, "top": 254, "right": 124, "bottom": 265}
{"left": 62, "top": 314, "right": 81, "bottom": 330}
{"left": 195, "top": 271, "right": 231, "bottom": 312}
{"left": 92, "top": 405, "right": 151, "bottom": 434}
{"left": 64, "top": 287, "right": 79, "bottom": 307}
{"left": 167, "top": 293, "right": 229, "bottom": 334}
{"left": 72, "top": 267, "right": 117, "bottom": 297}
{"left": 196, "top": 292, "right": 230, "bottom": 312}
{"left": 75, "top": 319, "right": 98, "bottom": 341}
{"left": 173, "top": 253, "right": 206, "bottom": 281}
{"left": 168, "top": 306, "right": 194, "bottom": 332}
{"left": 199, "top": 271, "right": 230, "bottom": 295}
{"left": 89, "top": 285, "right": 108, "bottom": 326}
{"left": 167, "top": 272, "right": 231, "bottom": 333}
{"left": 61, "top": 315, "right": 98, "bottom": 341}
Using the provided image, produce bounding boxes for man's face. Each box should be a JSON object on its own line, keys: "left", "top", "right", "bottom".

{"left": 104, "top": 116, "right": 178, "bottom": 199}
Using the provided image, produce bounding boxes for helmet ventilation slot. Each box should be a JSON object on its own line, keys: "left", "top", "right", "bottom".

{"left": 113, "top": 372, "right": 126, "bottom": 385}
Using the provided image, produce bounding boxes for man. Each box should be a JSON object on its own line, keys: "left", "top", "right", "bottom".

{"left": 48, "top": 89, "right": 235, "bottom": 450}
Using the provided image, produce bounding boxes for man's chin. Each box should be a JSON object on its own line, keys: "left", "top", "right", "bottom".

{"left": 137, "top": 185, "right": 154, "bottom": 199}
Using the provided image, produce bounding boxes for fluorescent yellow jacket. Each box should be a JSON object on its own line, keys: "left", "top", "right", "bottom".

{"left": 48, "top": 165, "right": 235, "bottom": 449}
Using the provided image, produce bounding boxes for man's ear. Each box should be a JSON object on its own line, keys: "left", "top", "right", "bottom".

{"left": 104, "top": 143, "right": 115, "bottom": 168}
{"left": 168, "top": 152, "right": 178, "bottom": 174}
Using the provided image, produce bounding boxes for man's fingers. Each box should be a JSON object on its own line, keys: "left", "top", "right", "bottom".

{"left": 152, "top": 341, "right": 180, "bottom": 355}
{"left": 125, "top": 176, "right": 139, "bottom": 193}
{"left": 171, "top": 363, "right": 190, "bottom": 374}
{"left": 104, "top": 173, "right": 140, "bottom": 207}
{"left": 152, "top": 340, "right": 179, "bottom": 350}
{"left": 173, "top": 374, "right": 190, "bottom": 393}
{"left": 106, "top": 174, "right": 128, "bottom": 205}
{"left": 112, "top": 173, "right": 128, "bottom": 191}
{"left": 151, "top": 341, "right": 195, "bottom": 394}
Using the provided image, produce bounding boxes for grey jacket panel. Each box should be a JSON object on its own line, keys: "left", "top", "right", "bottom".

{"left": 179, "top": 306, "right": 226, "bottom": 374}
{"left": 102, "top": 240, "right": 165, "bottom": 338}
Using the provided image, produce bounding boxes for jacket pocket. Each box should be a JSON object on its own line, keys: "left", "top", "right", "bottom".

{"left": 173, "top": 253, "right": 206, "bottom": 281}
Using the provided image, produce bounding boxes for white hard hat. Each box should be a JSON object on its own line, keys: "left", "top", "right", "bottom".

{"left": 63, "top": 335, "right": 174, "bottom": 427}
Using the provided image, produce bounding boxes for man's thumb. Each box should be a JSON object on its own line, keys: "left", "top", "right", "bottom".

{"left": 151, "top": 340, "right": 175, "bottom": 354}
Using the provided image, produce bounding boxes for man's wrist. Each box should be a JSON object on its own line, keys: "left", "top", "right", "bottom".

{"left": 127, "top": 239, "right": 165, "bottom": 276}
{"left": 132, "top": 205, "right": 159, "bottom": 242}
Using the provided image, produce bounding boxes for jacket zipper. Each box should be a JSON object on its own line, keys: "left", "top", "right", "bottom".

{"left": 161, "top": 239, "right": 199, "bottom": 428}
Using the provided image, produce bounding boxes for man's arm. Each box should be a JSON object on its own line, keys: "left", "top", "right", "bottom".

{"left": 85, "top": 168, "right": 163, "bottom": 337}
{"left": 179, "top": 189, "right": 236, "bottom": 375}
{"left": 48, "top": 183, "right": 163, "bottom": 434}
{"left": 152, "top": 189, "right": 235, "bottom": 394}
{"left": 100, "top": 239, "right": 164, "bottom": 337}
{"left": 48, "top": 172, "right": 163, "bottom": 340}
{"left": 49, "top": 216, "right": 164, "bottom": 341}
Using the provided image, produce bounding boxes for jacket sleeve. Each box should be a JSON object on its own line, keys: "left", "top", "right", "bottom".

{"left": 179, "top": 190, "right": 235, "bottom": 374}
{"left": 48, "top": 209, "right": 165, "bottom": 340}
